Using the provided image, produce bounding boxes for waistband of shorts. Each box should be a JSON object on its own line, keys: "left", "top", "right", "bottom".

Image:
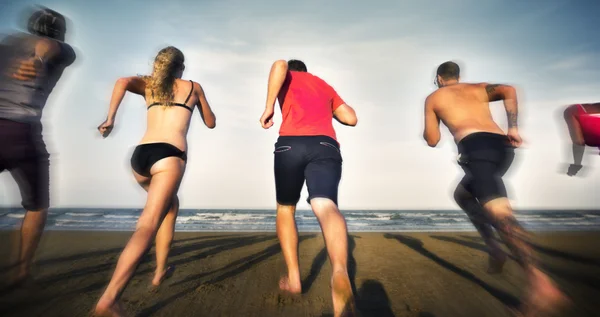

{"left": 276, "top": 135, "right": 340, "bottom": 147}
{"left": 457, "top": 132, "right": 510, "bottom": 151}
{"left": 0, "top": 117, "right": 42, "bottom": 129}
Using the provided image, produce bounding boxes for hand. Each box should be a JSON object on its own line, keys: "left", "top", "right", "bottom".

{"left": 259, "top": 108, "right": 274, "bottom": 129}
{"left": 567, "top": 164, "right": 582, "bottom": 176}
{"left": 507, "top": 128, "right": 522, "bottom": 148}
{"left": 10, "top": 57, "right": 43, "bottom": 81}
{"left": 97, "top": 118, "right": 114, "bottom": 138}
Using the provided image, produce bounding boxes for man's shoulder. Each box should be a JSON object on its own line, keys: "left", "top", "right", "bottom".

{"left": 52, "top": 40, "right": 76, "bottom": 66}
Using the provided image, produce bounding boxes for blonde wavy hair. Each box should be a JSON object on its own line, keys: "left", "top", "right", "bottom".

{"left": 145, "top": 46, "right": 185, "bottom": 106}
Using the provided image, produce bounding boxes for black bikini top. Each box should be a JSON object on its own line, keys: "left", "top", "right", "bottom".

{"left": 147, "top": 80, "right": 194, "bottom": 112}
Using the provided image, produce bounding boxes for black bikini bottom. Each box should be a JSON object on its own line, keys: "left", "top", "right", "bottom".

{"left": 130, "top": 142, "right": 187, "bottom": 177}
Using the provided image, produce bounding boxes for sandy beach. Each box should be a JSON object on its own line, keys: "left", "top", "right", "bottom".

{"left": 0, "top": 230, "right": 599, "bottom": 317}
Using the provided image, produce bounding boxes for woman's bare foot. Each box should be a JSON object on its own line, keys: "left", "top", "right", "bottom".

{"left": 93, "top": 298, "right": 126, "bottom": 317}
{"left": 331, "top": 271, "right": 355, "bottom": 317}
{"left": 151, "top": 266, "right": 175, "bottom": 289}
{"left": 279, "top": 276, "right": 301, "bottom": 294}
{"left": 520, "top": 269, "right": 569, "bottom": 317}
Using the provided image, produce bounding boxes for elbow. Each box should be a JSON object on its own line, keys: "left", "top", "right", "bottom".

{"left": 207, "top": 117, "right": 216, "bottom": 129}
{"left": 423, "top": 133, "right": 440, "bottom": 147}
{"left": 115, "top": 77, "right": 130, "bottom": 89}
{"left": 273, "top": 60, "right": 288, "bottom": 72}
{"left": 505, "top": 85, "right": 517, "bottom": 99}
{"left": 426, "top": 140, "right": 439, "bottom": 147}
{"left": 347, "top": 116, "right": 358, "bottom": 127}
{"left": 274, "top": 59, "right": 288, "bottom": 67}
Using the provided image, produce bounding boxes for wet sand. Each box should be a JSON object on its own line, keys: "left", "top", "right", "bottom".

{"left": 0, "top": 231, "right": 599, "bottom": 316}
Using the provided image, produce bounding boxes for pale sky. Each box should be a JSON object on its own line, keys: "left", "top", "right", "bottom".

{"left": 1, "top": 0, "right": 599, "bottom": 210}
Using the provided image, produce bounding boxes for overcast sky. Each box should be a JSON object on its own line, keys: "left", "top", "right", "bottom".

{"left": 1, "top": 0, "right": 599, "bottom": 210}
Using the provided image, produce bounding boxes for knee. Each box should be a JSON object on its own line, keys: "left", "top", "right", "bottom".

{"left": 171, "top": 195, "right": 179, "bottom": 209}
{"left": 482, "top": 198, "right": 512, "bottom": 219}
{"left": 276, "top": 204, "right": 296, "bottom": 215}
{"left": 310, "top": 198, "right": 339, "bottom": 218}
{"left": 453, "top": 186, "right": 472, "bottom": 206}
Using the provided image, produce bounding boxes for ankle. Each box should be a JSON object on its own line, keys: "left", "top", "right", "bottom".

{"left": 287, "top": 272, "right": 301, "bottom": 283}
{"left": 332, "top": 266, "right": 348, "bottom": 275}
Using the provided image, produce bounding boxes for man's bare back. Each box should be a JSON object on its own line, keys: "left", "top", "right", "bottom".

{"left": 424, "top": 76, "right": 522, "bottom": 148}
{"left": 427, "top": 83, "right": 506, "bottom": 142}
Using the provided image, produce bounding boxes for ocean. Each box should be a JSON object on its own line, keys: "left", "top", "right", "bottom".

{"left": 1, "top": 208, "right": 599, "bottom": 232}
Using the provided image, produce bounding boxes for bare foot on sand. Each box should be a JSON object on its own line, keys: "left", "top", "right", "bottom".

{"left": 93, "top": 298, "right": 126, "bottom": 317}
{"left": 2, "top": 271, "right": 35, "bottom": 293}
{"left": 520, "top": 269, "right": 570, "bottom": 317}
{"left": 331, "top": 271, "right": 356, "bottom": 317}
{"left": 151, "top": 266, "right": 175, "bottom": 290}
{"left": 279, "top": 276, "right": 301, "bottom": 294}
{"left": 487, "top": 251, "right": 507, "bottom": 274}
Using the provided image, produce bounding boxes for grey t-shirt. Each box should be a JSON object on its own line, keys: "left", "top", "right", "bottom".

{"left": 0, "top": 32, "right": 75, "bottom": 123}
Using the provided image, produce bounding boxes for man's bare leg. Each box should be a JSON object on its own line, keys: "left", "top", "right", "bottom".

{"left": 276, "top": 203, "right": 301, "bottom": 294}
{"left": 483, "top": 198, "right": 567, "bottom": 316}
{"left": 454, "top": 185, "right": 506, "bottom": 273}
{"left": 310, "top": 198, "right": 355, "bottom": 317}
{"left": 11, "top": 209, "right": 48, "bottom": 284}
{"left": 152, "top": 195, "right": 178, "bottom": 287}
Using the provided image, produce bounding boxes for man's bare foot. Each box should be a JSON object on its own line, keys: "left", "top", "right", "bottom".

{"left": 520, "top": 269, "right": 570, "bottom": 317}
{"left": 331, "top": 271, "right": 355, "bottom": 317}
{"left": 151, "top": 266, "right": 175, "bottom": 290}
{"left": 2, "top": 272, "right": 35, "bottom": 292}
{"left": 487, "top": 251, "right": 507, "bottom": 274}
{"left": 93, "top": 298, "right": 126, "bottom": 317}
{"left": 279, "top": 276, "right": 301, "bottom": 294}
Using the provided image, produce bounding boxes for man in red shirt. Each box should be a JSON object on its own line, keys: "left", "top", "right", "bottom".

{"left": 260, "top": 59, "right": 358, "bottom": 317}
{"left": 563, "top": 103, "right": 600, "bottom": 176}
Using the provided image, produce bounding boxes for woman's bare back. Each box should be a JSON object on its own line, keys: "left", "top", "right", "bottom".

{"left": 140, "top": 79, "right": 198, "bottom": 151}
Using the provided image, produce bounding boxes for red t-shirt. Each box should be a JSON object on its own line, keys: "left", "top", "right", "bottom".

{"left": 277, "top": 71, "right": 345, "bottom": 141}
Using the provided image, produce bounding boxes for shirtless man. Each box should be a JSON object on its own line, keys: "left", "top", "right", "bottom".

{"left": 423, "top": 61, "right": 566, "bottom": 316}
{"left": 563, "top": 103, "right": 600, "bottom": 176}
{"left": 259, "top": 59, "right": 358, "bottom": 317}
{"left": 0, "top": 6, "right": 76, "bottom": 288}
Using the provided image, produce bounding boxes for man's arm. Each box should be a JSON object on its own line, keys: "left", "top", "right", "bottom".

{"left": 330, "top": 85, "right": 357, "bottom": 126}
{"left": 260, "top": 60, "right": 288, "bottom": 129}
{"left": 9, "top": 38, "right": 61, "bottom": 81}
{"left": 564, "top": 105, "right": 585, "bottom": 170}
{"left": 484, "top": 83, "right": 518, "bottom": 129}
{"left": 333, "top": 104, "right": 357, "bottom": 126}
{"left": 423, "top": 95, "right": 441, "bottom": 147}
{"left": 264, "top": 60, "right": 288, "bottom": 110}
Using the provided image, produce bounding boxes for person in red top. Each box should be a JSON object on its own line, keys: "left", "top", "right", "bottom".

{"left": 259, "top": 59, "right": 358, "bottom": 317}
{"left": 563, "top": 103, "right": 600, "bottom": 176}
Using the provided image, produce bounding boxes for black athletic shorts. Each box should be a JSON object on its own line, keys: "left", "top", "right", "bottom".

{"left": 457, "top": 132, "right": 515, "bottom": 204}
{"left": 274, "top": 135, "right": 343, "bottom": 206}
{"left": 0, "top": 118, "right": 50, "bottom": 211}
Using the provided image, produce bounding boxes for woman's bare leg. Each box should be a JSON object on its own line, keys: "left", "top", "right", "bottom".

{"left": 153, "top": 195, "right": 179, "bottom": 286}
{"left": 94, "top": 158, "right": 184, "bottom": 316}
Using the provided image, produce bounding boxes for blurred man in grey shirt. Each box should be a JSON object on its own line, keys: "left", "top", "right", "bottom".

{"left": 0, "top": 6, "right": 76, "bottom": 289}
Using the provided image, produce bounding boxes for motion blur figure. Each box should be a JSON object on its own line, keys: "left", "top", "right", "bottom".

{"left": 0, "top": 6, "right": 76, "bottom": 289}
{"left": 423, "top": 61, "right": 567, "bottom": 316}
{"left": 95, "top": 46, "right": 215, "bottom": 316}
{"left": 563, "top": 103, "right": 600, "bottom": 176}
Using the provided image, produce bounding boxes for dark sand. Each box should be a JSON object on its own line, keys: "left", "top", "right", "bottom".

{"left": 0, "top": 231, "right": 599, "bottom": 317}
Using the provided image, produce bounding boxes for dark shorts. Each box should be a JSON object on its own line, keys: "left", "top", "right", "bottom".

{"left": 0, "top": 118, "right": 50, "bottom": 210}
{"left": 274, "top": 135, "right": 343, "bottom": 206}
{"left": 457, "top": 132, "right": 515, "bottom": 204}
